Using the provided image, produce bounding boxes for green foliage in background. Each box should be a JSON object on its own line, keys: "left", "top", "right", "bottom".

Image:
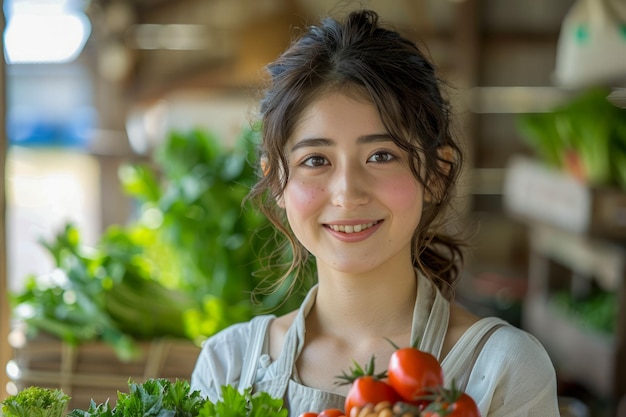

{"left": 11, "top": 223, "right": 194, "bottom": 360}
{"left": 119, "top": 128, "right": 306, "bottom": 334}
{"left": 11, "top": 127, "right": 306, "bottom": 358}
{"left": 517, "top": 88, "right": 626, "bottom": 190}
{"left": 119, "top": 128, "right": 268, "bottom": 305}
{"left": 551, "top": 287, "right": 617, "bottom": 336}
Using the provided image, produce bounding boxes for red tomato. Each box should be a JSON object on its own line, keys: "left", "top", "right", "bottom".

{"left": 298, "top": 413, "right": 319, "bottom": 417}
{"left": 344, "top": 376, "right": 401, "bottom": 417}
{"left": 317, "top": 409, "right": 345, "bottom": 417}
{"left": 387, "top": 347, "right": 444, "bottom": 403}
{"left": 422, "top": 392, "right": 481, "bottom": 417}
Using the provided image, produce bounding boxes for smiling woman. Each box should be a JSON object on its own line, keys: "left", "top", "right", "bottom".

{"left": 190, "top": 9, "right": 562, "bottom": 417}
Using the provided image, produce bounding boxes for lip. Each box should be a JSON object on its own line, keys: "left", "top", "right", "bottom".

{"left": 323, "top": 219, "right": 383, "bottom": 242}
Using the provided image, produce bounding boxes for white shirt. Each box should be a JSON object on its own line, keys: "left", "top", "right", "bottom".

{"left": 191, "top": 273, "right": 561, "bottom": 416}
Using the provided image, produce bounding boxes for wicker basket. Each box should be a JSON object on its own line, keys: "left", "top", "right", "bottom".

{"left": 7, "top": 330, "right": 202, "bottom": 411}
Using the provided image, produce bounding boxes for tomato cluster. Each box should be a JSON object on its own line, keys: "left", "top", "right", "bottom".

{"left": 298, "top": 345, "right": 481, "bottom": 417}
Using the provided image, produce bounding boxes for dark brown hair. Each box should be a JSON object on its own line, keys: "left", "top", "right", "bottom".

{"left": 247, "top": 9, "right": 465, "bottom": 300}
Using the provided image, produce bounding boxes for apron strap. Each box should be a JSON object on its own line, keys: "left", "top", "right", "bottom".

{"left": 413, "top": 272, "right": 450, "bottom": 360}
{"left": 420, "top": 288, "right": 450, "bottom": 360}
{"left": 238, "top": 314, "right": 274, "bottom": 391}
{"left": 443, "top": 317, "right": 507, "bottom": 392}
{"left": 262, "top": 286, "right": 319, "bottom": 399}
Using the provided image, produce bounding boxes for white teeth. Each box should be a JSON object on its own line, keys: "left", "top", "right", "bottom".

{"left": 329, "top": 221, "right": 377, "bottom": 233}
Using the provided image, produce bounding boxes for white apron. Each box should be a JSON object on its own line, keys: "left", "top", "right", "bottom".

{"left": 237, "top": 272, "right": 505, "bottom": 416}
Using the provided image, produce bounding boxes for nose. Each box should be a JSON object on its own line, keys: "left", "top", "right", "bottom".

{"left": 330, "top": 163, "right": 369, "bottom": 210}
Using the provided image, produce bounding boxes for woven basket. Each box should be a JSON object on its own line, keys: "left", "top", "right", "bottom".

{"left": 8, "top": 330, "right": 202, "bottom": 411}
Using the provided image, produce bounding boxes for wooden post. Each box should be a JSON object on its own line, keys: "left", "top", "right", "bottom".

{"left": 0, "top": 6, "right": 10, "bottom": 400}
{"left": 452, "top": 0, "right": 480, "bottom": 220}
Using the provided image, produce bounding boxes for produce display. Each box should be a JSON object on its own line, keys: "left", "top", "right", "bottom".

{"left": 1, "top": 344, "right": 481, "bottom": 417}
{"left": 517, "top": 87, "right": 626, "bottom": 190}
{"left": 301, "top": 344, "right": 480, "bottom": 417}
{"left": 551, "top": 288, "right": 617, "bottom": 335}
{"left": 0, "top": 379, "right": 286, "bottom": 417}
{"left": 9, "top": 128, "right": 306, "bottom": 361}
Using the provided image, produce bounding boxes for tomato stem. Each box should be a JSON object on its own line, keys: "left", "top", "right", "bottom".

{"left": 335, "top": 356, "right": 387, "bottom": 385}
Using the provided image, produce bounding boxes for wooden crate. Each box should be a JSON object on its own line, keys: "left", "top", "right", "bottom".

{"left": 7, "top": 330, "right": 202, "bottom": 411}
{"left": 503, "top": 156, "right": 626, "bottom": 239}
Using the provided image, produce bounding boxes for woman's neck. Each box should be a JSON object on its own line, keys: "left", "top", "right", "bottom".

{"left": 311, "top": 262, "right": 418, "bottom": 343}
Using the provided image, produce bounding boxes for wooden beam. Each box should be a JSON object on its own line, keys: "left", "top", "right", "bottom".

{"left": 451, "top": 0, "right": 481, "bottom": 218}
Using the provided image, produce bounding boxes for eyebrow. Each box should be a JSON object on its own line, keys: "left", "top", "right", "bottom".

{"left": 289, "top": 133, "right": 393, "bottom": 153}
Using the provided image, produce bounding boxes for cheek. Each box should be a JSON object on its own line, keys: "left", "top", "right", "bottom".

{"left": 283, "top": 180, "right": 326, "bottom": 216}
{"left": 380, "top": 175, "right": 423, "bottom": 215}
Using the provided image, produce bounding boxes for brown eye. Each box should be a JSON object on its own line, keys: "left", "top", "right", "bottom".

{"left": 303, "top": 155, "right": 328, "bottom": 167}
{"left": 368, "top": 151, "right": 395, "bottom": 163}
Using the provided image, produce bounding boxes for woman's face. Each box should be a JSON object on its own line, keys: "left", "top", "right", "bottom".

{"left": 280, "top": 91, "right": 424, "bottom": 275}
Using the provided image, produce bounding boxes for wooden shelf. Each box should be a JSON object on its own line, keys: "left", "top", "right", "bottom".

{"left": 520, "top": 222, "right": 626, "bottom": 409}
{"left": 503, "top": 156, "right": 626, "bottom": 240}
{"left": 528, "top": 225, "right": 625, "bottom": 292}
{"left": 524, "top": 295, "right": 615, "bottom": 398}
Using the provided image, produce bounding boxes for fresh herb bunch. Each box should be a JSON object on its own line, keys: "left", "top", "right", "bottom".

{"left": 197, "top": 385, "right": 287, "bottom": 417}
{"left": 67, "top": 379, "right": 205, "bottom": 417}
{"left": 65, "top": 379, "right": 287, "bottom": 417}
{"left": 0, "top": 386, "right": 70, "bottom": 417}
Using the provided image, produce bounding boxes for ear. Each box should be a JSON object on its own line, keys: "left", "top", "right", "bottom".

{"left": 424, "top": 146, "right": 454, "bottom": 204}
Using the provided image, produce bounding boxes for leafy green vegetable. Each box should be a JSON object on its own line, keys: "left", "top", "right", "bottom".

{"left": 65, "top": 379, "right": 286, "bottom": 417}
{"left": 114, "top": 379, "right": 204, "bottom": 417}
{"left": 197, "top": 385, "right": 287, "bottom": 417}
{"left": 517, "top": 88, "right": 626, "bottom": 190}
{"left": 66, "top": 400, "right": 115, "bottom": 417}
{"left": 67, "top": 379, "right": 207, "bottom": 417}
{"left": 10, "top": 127, "right": 309, "bottom": 359}
{"left": 119, "top": 128, "right": 308, "bottom": 343}
{"left": 120, "top": 129, "right": 269, "bottom": 304}
{"left": 0, "top": 386, "right": 69, "bottom": 417}
{"left": 3, "top": 380, "right": 288, "bottom": 417}
{"left": 10, "top": 224, "right": 141, "bottom": 360}
{"left": 551, "top": 288, "right": 617, "bottom": 335}
{"left": 9, "top": 222, "right": 200, "bottom": 360}
{"left": 98, "top": 226, "right": 194, "bottom": 341}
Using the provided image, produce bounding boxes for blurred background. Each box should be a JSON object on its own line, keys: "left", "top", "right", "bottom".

{"left": 0, "top": 0, "right": 625, "bottom": 416}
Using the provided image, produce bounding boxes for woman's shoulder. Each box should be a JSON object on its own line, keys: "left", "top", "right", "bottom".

{"left": 449, "top": 304, "right": 552, "bottom": 364}
{"left": 470, "top": 317, "right": 557, "bottom": 385}
{"left": 194, "top": 314, "right": 277, "bottom": 371}
{"left": 446, "top": 310, "right": 556, "bottom": 381}
{"left": 190, "top": 314, "right": 277, "bottom": 398}
{"left": 202, "top": 314, "right": 276, "bottom": 350}
{"left": 484, "top": 321, "right": 553, "bottom": 362}
{"left": 471, "top": 320, "right": 561, "bottom": 414}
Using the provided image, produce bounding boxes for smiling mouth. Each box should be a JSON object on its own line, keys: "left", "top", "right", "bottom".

{"left": 327, "top": 221, "right": 380, "bottom": 234}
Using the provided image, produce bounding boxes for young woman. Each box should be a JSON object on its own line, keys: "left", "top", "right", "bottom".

{"left": 190, "top": 9, "right": 560, "bottom": 416}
